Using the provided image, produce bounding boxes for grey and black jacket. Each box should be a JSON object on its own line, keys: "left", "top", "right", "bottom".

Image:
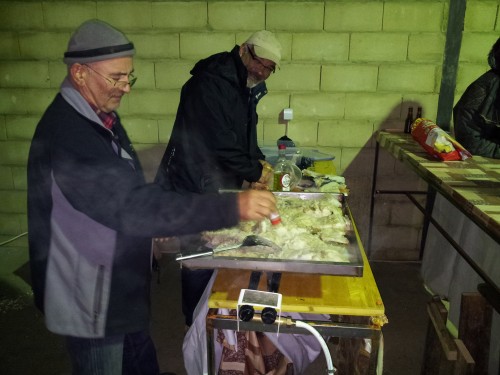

{"left": 27, "top": 78, "right": 239, "bottom": 337}
{"left": 155, "top": 45, "right": 266, "bottom": 193}
{"left": 453, "top": 70, "right": 500, "bottom": 158}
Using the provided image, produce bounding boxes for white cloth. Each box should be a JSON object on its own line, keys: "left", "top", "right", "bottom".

{"left": 182, "top": 270, "right": 329, "bottom": 375}
{"left": 421, "top": 193, "right": 500, "bottom": 374}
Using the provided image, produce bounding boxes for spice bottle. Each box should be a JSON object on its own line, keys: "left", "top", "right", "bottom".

{"left": 404, "top": 107, "right": 414, "bottom": 134}
{"left": 272, "top": 144, "right": 293, "bottom": 191}
{"left": 269, "top": 212, "right": 282, "bottom": 225}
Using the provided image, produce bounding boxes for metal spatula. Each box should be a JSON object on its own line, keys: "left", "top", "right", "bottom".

{"left": 175, "top": 235, "right": 277, "bottom": 261}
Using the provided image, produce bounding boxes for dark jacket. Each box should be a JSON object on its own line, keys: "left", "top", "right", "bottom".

{"left": 27, "top": 79, "right": 239, "bottom": 337}
{"left": 155, "top": 46, "right": 266, "bottom": 193}
{"left": 453, "top": 70, "right": 500, "bottom": 158}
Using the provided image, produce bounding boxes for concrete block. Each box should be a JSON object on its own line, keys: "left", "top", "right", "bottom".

{"left": 267, "top": 2, "right": 324, "bottom": 31}
{"left": 12, "top": 167, "right": 27, "bottom": 190}
{"left": 122, "top": 117, "right": 159, "bottom": 144}
{"left": 0, "top": 117, "right": 5, "bottom": 140}
{"left": 135, "top": 143, "right": 166, "bottom": 182}
{"left": 208, "top": 2, "right": 265, "bottom": 31}
{"left": 97, "top": 2, "right": 152, "bottom": 29}
{"left": 158, "top": 116, "right": 176, "bottom": 143}
{"left": 0, "top": 141, "right": 30, "bottom": 166}
{"left": 322, "top": 64, "right": 378, "bottom": 92}
{"left": 325, "top": 2, "right": 383, "bottom": 32}
{"left": 372, "top": 198, "right": 392, "bottom": 226}
{"left": 378, "top": 64, "right": 436, "bottom": 93}
{"left": 318, "top": 120, "right": 373, "bottom": 148}
{"left": 48, "top": 62, "right": 67, "bottom": 89}
{"left": 43, "top": 2, "right": 97, "bottom": 30}
{"left": 0, "top": 2, "right": 43, "bottom": 30}
{"left": 340, "top": 147, "right": 375, "bottom": 176}
{"left": 19, "top": 32, "right": 68, "bottom": 60}
{"left": 255, "top": 92, "right": 290, "bottom": 119}
{"left": 465, "top": 1, "right": 497, "bottom": 32}
{"left": 127, "top": 90, "right": 179, "bottom": 116}
{"left": 292, "top": 33, "right": 349, "bottom": 62}
{"left": 131, "top": 60, "right": 155, "bottom": 90}
{"left": 345, "top": 93, "right": 402, "bottom": 121}
{"left": 286, "top": 120, "right": 318, "bottom": 147}
{"left": 152, "top": 2, "right": 207, "bottom": 29}
{"left": 383, "top": 2, "right": 444, "bottom": 32}
{"left": 350, "top": 33, "right": 408, "bottom": 62}
{"left": 263, "top": 119, "right": 318, "bottom": 147}
{"left": 0, "top": 62, "right": 49, "bottom": 89}
{"left": 455, "top": 63, "right": 489, "bottom": 94}
{"left": 0, "top": 167, "right": 14, "bottom": 190}
{"left": 370, "top": 225, "right": 420, "bottom": 260}
{"left": 390, "top": 201, "right": 425, "bottom": 227}
{"left": 459, "top": 33, "right": 498, "bottom": 63}
{"left": 5, "top": 116, "right": 38, "bottom": 141}
{"left": 376, "top": 148, "right": 398, "bottom": 177}
{"left": 0, "top": 190, "right": 27, "bottom": 214}
{"left": 408, "top": 33, "right": 445, "bottom": 62}
{"left": 0, "top": 213, "right": 22, "bottom": 235}
{"left": 270, "top": 64, "right": 320, "bottom": 91}
{"left": 0, "top": 32, "right": 21, "bottom": 59}
{"left": 128, "top": 33, "right": 179, "bottom": 59}
{"left": 180, "top": 32, "right": 235, "bottom": 60}
{"left": 0, "top": 88, "right": 57, "bottom": 115}
{"left": 155, "top": 61, "right": 193, "bottom": 90}
{"left": 291, "top": 93, "right": 345, "bottom": 119}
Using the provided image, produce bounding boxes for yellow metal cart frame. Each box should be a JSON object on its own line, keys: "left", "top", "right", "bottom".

{"left": 205, "top": 235, "right": 387, "bottom": 374}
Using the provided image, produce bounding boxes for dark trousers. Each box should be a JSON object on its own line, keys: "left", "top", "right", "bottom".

{"left": 181, "top": 267, "right": 214, "bottom": 326}
{"left": 65, "top": 330, "right": 160, "bottom": 375}
{"left": 179, "top": 234, "right": 214, "bottom": 326}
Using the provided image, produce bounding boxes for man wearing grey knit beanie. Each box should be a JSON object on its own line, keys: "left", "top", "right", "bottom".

{"left": 27, "top": 19, "right": 277, "bottom": 375}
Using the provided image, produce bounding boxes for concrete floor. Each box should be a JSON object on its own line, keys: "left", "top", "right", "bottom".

{"left": 0, "top": 251, "right": 430, "bottom": 375}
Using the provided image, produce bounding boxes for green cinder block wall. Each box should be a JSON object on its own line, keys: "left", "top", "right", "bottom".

{"left": 0, "top": 0, "right": 497, "bottom": 287}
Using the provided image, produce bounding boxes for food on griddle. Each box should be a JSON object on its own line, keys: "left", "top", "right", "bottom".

{"left": 202, "top": 194, "right": 352, "bottom": 262}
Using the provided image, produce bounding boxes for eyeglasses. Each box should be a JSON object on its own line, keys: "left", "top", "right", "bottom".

{"left": 247, "top": 47, "right": 275, "bottom": 74}
{"left": 83, "top": 64, "right": 137, "bottom": 88}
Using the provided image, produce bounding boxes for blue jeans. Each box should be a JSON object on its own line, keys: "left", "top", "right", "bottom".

{"left": 65, "top": 331, "right": 160, "bottom": 375}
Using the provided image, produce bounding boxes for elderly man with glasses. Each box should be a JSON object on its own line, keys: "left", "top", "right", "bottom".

{"left": 155, "top": 30, "right": 282, "bottom": 330}
{"left": 27, "top": 20, "right": 277, "bottom": 375}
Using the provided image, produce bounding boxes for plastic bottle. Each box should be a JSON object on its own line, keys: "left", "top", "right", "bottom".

{"left": 272, "top": 144, "right": 294, "bottom": 191}
{"left": 404, "top": 107, "right": 414, "bottom": 134}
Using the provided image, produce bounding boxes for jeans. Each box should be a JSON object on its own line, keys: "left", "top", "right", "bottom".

{"left": 65, "top": 331, "right": 160, "bottom": 375}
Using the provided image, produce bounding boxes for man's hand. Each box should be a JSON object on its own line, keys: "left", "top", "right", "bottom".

{"left": 238, "top": 190, "right": 277, "bottom": 221}
{"left": 251, "top": 160, "right": 273, "bottom": 190}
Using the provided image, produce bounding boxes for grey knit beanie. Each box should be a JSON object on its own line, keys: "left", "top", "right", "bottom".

{"left": 63, "top": 19, "right": 135, "bottom": 65}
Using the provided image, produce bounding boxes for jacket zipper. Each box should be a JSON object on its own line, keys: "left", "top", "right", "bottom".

{"left": 93, "top": 265, "right": 105, "bottom": 334}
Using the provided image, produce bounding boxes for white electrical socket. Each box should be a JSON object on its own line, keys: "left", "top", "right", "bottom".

{"left": 283, "top": 108, "right": 293, "bottom": 121}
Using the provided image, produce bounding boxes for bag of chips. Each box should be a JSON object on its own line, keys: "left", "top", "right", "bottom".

{"left": 411, "top": 118, "right": 472, "bottom": 161}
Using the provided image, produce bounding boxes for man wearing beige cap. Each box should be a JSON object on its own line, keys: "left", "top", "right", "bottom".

{"left": 155, "top": 30, "right": 282, "bottom": 329}
{"left": 27, "top": 21, "right": 277, "bottom": 375}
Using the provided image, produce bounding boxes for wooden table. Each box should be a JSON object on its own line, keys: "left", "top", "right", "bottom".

{"left": 205, "top": 243, "right": 387, "bottom": 374}
{"left": 369, "top": 130, "right": 500, "bottom": 372}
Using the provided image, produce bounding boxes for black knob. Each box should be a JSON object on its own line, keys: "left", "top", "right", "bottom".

{"left": 238, "top": 305, "right": 254, "bottom": 322}
{"left": 261, "top": 307, "right": 277, "bottom": 324}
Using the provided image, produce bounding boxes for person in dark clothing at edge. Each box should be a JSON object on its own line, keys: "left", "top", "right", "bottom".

{"left": 453, "top": 37, "right": 500, "bottom": 158}
{"left": 154, "top": 30, "right": 281, "bottom": 327}
{"left": 27, "top": 20, "right": 277, "bottom": 375}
